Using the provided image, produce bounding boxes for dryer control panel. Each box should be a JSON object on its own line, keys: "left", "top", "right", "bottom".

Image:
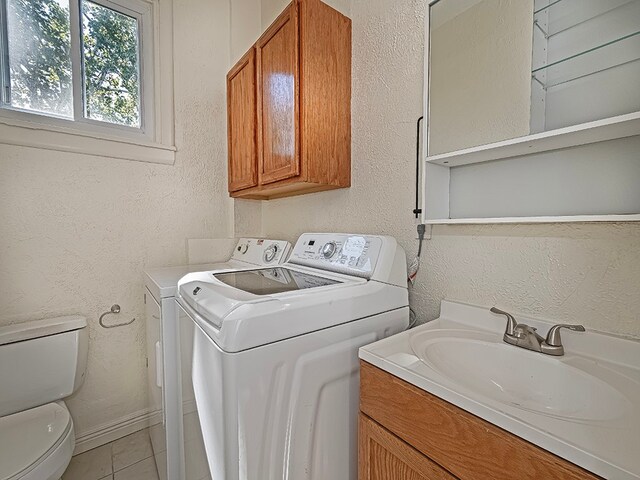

{"left": 231, "top": 238, "right": 292, "bottom": 266}
{"left": 288, "top": 233, "right": 384, "bottom": 279}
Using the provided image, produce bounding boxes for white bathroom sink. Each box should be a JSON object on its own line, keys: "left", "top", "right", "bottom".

{"left": 359, "top": 300, "right": 640, "bottom": 480}
{"left": 409, "top": 329, "right": 631, "bottom": 421}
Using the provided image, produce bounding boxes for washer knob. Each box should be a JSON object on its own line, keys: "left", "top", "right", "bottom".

{"left": 322, "top": 241, "right": 337, "bottom": 259}
{"left": 240, "top": 244, "right": 249, "bottom": 254}
{"left": 263, "top": 244, "right": 278, "bottom": 263}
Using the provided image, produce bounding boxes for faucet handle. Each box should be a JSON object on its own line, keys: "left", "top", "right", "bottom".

{"left": 545, "top": 324, "right": 586, "bottom": 347}
{"left": 490, "top": 307, "right": 518, "bottom": 336}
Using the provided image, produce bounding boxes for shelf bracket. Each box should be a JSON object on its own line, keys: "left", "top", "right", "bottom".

{"left": 424, "top": 224, "right": 432, "bottom": 241}
{"left": 531, "top": 73, "right": 547, "bottom": 91}
{"left": 533, "top": 19, "right": 548, "bottom": 39}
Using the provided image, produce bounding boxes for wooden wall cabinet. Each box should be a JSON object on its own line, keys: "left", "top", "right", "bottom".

{"left": 359, "top": 361, "right": 602, "bottom": 480}
{"left": 227, "top": 0, "right": 351, "bottom": 200}
{"left": 227, "top": 49, "right": 258, "bottom": 192}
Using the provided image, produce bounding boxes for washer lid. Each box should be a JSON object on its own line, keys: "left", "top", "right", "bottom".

{"left": 0, "top": 403, "right": 72, "bottom": 479}
{"left": 213, "top": 268, "right": 341, "bottom": 296}
{"left": 177, "top": 266, "right": 409, "bottom": 352}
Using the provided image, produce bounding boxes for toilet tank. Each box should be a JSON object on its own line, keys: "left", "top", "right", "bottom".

{"left": 0, "top": 316, "right": 88, "bottom": 417}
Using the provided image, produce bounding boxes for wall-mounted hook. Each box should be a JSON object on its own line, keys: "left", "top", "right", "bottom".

{"left": 99, "top": 304, "right": 136, "bottom": 329}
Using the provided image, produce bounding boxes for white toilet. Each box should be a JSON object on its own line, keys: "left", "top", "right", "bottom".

{"left": 0, "top": 316, "right": 88, "bottom": 480}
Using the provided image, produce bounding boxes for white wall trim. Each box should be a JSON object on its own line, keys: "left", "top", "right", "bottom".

{"left": 73, "top": 408, "right": 163, "bottom": 455}
{"left": 0, "top": 120, "right": 176, "bottom": 164}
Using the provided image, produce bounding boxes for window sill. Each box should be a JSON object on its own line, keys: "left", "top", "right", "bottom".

{"left": 0, "top": 116, "right": 176, "bottom": 165}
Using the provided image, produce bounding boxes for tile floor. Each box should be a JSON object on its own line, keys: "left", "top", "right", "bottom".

{"left": 62, "top": 429, "right": 159, "bottom": 480}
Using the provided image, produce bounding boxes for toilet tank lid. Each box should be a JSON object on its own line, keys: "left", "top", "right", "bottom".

{"left": 0, "top": 316, "right": 87, "bottom": 346}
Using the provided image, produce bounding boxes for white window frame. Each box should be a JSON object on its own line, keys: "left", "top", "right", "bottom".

{"left": 0, "top": 0, "right": 175, "bottom": 164}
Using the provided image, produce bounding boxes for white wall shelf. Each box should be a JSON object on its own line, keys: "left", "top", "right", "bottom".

{"left": 425, "top": 111, "right": 640, "bottom": 167}
{"left": 531, "top": 30, "right": 640, "bottom": 89}
{"left": 423, "top": 214, "right": 640, "bottom": 225}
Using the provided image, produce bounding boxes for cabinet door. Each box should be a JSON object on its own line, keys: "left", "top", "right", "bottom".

{"left": 227, "top": 48, "right": 258, "bottom": 192}
{"left": 256, "top": 3, "right": 300, "bottom": 185}
{"left": 359, "top": 414, "right": 457, "bottom": 480}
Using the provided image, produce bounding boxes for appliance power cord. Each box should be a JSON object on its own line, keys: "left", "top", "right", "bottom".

{"left": 408, "top": 224, "right": 426, "bottom": 284}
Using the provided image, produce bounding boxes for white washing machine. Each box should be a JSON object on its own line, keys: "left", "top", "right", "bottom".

{"left": 144, "top": 238, "right": 291, "bottom": 480}
{"left": 176, "top": 233, "right": 409, "bottom": 480}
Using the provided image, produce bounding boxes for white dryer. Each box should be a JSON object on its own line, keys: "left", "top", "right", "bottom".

{"left": 177, "top": 233, "right": 409, "bottom": 480}
{"left": 144, "top": 238, "right": 291, "bottom": 480}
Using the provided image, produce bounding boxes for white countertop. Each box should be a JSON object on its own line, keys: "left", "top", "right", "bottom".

{"left": 359, "top": 300, "right": 640, "bottom": 480}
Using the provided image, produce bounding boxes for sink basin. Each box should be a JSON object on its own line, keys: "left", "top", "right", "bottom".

{"left": 409, "top": 329, "right": 631, "bottom": 422}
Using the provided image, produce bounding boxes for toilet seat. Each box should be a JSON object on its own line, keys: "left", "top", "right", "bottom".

{"left": 0, "top": 402, "right": 74, "bottom": 480}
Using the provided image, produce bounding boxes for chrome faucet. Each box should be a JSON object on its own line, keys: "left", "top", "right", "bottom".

{"left": 490, "top": 307, "right": 585, "bottom": 356}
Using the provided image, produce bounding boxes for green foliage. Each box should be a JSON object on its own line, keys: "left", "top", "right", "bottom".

{"left": 82, "top": 0, "right": 140, "bottom": 126}
{"left": 4, "top": 0, "right": 140, "bottom": 126}
{"left": 7, "top": 0, "right": 73, "bottom": 116}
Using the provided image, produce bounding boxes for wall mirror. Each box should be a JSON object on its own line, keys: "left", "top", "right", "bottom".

{"left": 422, "top": 0, "right": 640, "bottom": 224}
{"left": 427, "top": 0, "right": 640, "bottom": 157}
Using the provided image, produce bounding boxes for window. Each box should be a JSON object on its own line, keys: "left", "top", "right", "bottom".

{"left": 0, "top": 0, "right": 153, "bottom": 134}
{"left": 82, "top": 0, "right": 141, "bottom": 127}
{"left": 3, "top": 0, "right": 74, "bottom": 118}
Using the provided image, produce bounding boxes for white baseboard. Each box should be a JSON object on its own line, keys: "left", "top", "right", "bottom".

{"left": 73, "top": 408, "right": 163, "bottom": 455}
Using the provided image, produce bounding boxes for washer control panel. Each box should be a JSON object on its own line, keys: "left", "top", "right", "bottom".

{"left": 289, "top": 233, "right": 383, "bottom": 278}
{"left": 231, "top": 238, "right": 292, "bottom": 266}
{"left": 321, "top": 241, "right": 337, "bottom": 259}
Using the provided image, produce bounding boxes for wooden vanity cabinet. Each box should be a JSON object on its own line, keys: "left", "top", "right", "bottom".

{"left": 227, "top": 0, "right": 351, "bottom": 200}
{"left": 359, "top": 414, "right": 456, "bottom": 480}
{"left": 359, "top": 361, "right": 602, "bottom": 480}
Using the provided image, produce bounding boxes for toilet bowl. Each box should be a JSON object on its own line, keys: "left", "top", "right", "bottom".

{"left": 0, "top": 317, "right": 88, "bottom": 480}
{"left": 0, "top": 403, "right": 75, "bottom": 480}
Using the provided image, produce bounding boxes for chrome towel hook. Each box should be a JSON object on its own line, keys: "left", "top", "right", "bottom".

{"left": 99, "top": 304, "right": 136, "bottom": 329}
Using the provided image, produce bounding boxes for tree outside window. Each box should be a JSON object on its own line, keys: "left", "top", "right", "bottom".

{"left": 1, "top": 0, "right": 141, "bottom": 128}
{"left": 5, "top": 0, "right": 73, "bottom": 117}
{"left": 82, "top": 0, "right": 140, "bottom": 127}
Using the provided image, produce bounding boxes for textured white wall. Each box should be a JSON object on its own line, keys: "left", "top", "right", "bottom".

{"left": 0, "top": 0, "right": 233, "bottom": 436}
{"left": 231, "top": 0, "right": 262, "bottom": 64}
{"left": 247, "top": 0, "right": 640, "bottom": 338}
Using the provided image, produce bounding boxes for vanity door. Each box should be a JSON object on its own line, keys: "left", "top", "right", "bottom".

{"left": 359, "top": 414, "right": 456, "bottom": 480}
